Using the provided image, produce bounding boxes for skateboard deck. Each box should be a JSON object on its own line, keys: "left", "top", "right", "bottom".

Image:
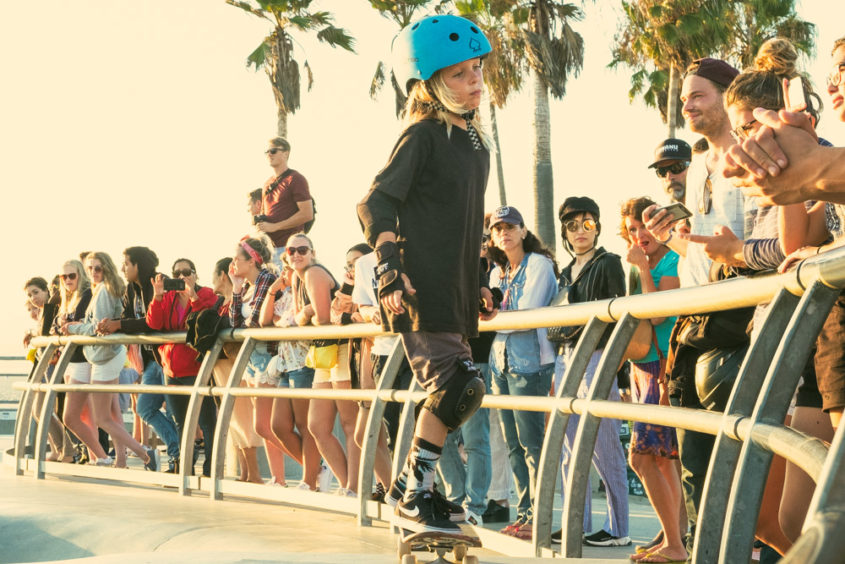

{"left": 397, "top": 525, "right": 481, "bottom": 564}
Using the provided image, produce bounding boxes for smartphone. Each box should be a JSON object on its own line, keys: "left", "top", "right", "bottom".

{"left": 163, "top": 278, "right": 185, "bottom": 292}
{"left": 655, "top": 202, "right": 693, "bottom": 222}
{"left": 785, "top": 77, "right": 807, "bottom": 112}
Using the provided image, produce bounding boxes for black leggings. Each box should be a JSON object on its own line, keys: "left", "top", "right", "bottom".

{"left": 165, "top": 375, "right": 218, "bottom": 476}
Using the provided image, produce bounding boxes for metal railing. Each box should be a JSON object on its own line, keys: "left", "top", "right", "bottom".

{"left": 11, "top": 248, "right": 845, "bottom": 563}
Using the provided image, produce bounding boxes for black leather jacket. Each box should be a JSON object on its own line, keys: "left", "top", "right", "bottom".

{"left": 553, "top": 247, "right": 626, "bottom": 349}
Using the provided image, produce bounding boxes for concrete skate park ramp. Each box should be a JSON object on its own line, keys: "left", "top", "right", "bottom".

{"left": 0, "top": 468, "right": 627, "bottom": 564}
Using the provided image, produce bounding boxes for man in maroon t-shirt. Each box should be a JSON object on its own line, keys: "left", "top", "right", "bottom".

{"left": 256, "top": 137, "right": 313, "bottom": 268}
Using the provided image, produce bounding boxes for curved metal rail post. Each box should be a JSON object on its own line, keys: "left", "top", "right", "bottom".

{"left": 389, "top": 375, "right": 423, "bottom": 533}
{"left": 14, "top": 343, "right": 58, "bottom": 475}
{"left": 561, "top": 313, "right": 639, "bottom": 558}
{"left": 357, "top": 339, "right": 404, "bottom": 526}
{"left": 209, "top": 337, "right": 254, "bottom": 500}
{"left": 719, "top": 281, "right": 839, "bottom": 563}
{"left": 33, "top": 344, "right": 76, "bottom": 479}
{"left": 532, "top": 317, "right": 607, "bottom": 555}
{"left": 693, "top": 289, "right": 799, "bottom": 562}
{"left": 176, "top": 338, "right": 223, "bottom": 495}
{"left": 782, "top": 421, "right": 845, "bottom": 563}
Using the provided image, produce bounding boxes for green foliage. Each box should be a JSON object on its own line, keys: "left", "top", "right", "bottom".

{"left": 226, "top": 0, "right": 355, "bottom": 125}
{"left": 611, "top": 0, "right": 817, "bottom": 128}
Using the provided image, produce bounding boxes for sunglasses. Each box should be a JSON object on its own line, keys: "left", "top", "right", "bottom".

{"left": 827, "top": 64, "right": 844, "bottom": 88}
{"left": 60, "top": 273, "right": 78, "bottom": 281}
{"left": 87, "top": 265, "right": 103, "bottom": 274}
{"left": 730, "top": 119, "right": 758, "bottom": 143}
{"left": 265, "top": 147, "right": 288, "bottom": 155}
{"left": 699, "top": 176, "right": 713, "bottom": 215}
{"left": 172, "top": 268, "right": 194, "bottom": 277}
{"left": 286, "top": 246, "right": 311, "bottom": 256}
{"left": 655, "top": 161, "right": 689, "bottom": 178}
{"left": 564, "top": 218, "right": 597, "bottom": 233}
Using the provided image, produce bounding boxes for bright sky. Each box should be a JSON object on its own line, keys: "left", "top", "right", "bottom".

{"left": 2, "top": 1, "right": 843, "bottom": 355}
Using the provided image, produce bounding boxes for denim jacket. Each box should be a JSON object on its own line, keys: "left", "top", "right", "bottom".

{"left": 489, "top": 253, "right": 557, "bottom": 375}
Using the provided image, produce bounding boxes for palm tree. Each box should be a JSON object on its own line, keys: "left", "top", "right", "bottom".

{"left": 227, "top": 0, "right": 355, "bottom": 137}
{"left": 520, "top": 1, "right": 584, "bottom": 251}
{"left": 453, "top": 0, "right": 526, "bottom": 205}
{"left": 611, "top": 0, "right": 815, "bottom": 137}
{"left": 368, "top": 0, "right": 438, "bottom": 116}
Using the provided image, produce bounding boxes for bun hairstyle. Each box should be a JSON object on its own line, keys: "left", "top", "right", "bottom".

{"left": 726, "top": 37, "right": 822, "bottom": 125}
{"left": 240, "top": 236, "right": 273, "bottom": 269}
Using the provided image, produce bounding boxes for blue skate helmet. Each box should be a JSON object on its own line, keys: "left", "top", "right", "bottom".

{"left": 392, "top": 15, "right": 492, "bottom": 95}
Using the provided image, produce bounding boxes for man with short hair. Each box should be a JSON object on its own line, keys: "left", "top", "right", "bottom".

{"left": 255, "top": 137, "right": 314, "bottom": 269}
{"left": 644, "top": 57, "right": 754, "bottom": 554}
{"left": 649, "top": 138, "right": 691, "bottom": 204}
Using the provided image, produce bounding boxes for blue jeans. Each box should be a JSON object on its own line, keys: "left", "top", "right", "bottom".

{"left": 135, "top": 361, "right": 180, "bottom": 460}
{"left": 492, "top": 362, "right": 554, "bottom": 521}
{"left": 438, "top": 363, "right": 492, "bottom": 516}
{"left": 279, "top": 366, "right": 315, "bottom": 389}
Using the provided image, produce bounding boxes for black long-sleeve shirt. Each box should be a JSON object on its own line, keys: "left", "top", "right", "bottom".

{"left": 357, "top": 119, "right": 490, "bottom": 335}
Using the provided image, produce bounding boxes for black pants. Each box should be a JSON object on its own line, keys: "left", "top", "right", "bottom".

{"left": 165, "top": 375, "right": 218, "bottom": 476}
{"left": 669, "top": 395, "right": 715, "bottom": 553}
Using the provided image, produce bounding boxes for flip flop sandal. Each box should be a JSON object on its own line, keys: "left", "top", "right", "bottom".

{"left": 638, "top": 549, "right": 688, "bottom": 563}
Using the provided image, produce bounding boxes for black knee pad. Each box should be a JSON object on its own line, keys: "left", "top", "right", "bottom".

{"left": 422, "top": 359, "right": 485, "bottom": 431}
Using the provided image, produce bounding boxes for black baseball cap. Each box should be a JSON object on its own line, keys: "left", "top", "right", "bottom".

{"left": 685, "top": 57, "right": 739, "bottom": 89}
{"left": 648, "top": 138, "right": 692, "bottom": 168}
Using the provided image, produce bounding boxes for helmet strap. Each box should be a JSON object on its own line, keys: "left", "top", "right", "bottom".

{"left": 421, "top": 99, "right": 483, "bottom": 152}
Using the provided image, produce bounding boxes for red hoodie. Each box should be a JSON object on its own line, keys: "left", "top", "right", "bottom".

{"left": 146, "top": 286, "right": 217, "bottom": 378}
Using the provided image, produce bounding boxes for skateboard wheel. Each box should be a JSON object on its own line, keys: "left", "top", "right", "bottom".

{"left": 401, "top": 555, "right": 417, "bottom": 564}
{"left": 453, "top": 544, "right": 467, "bottom": 560}
{"left": 463, "top": 556, "right": 478, "bottom": 564}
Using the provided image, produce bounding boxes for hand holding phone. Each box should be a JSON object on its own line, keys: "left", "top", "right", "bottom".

{"left": 654, "top": 202, "right": 693, "bottom": 223}
{"left": 783, "top": 77, "right": 807, "bottom": 112}
{"left": 163, "top": 278, "right": 185, "bottom": 292}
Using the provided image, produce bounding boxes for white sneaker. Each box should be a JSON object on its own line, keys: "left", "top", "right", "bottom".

{"left": 318, "top": 463, "right": 333, "bottom": 492}
{"left": 91, "top": 456, "right": 113, "bottom": 467}
{"left": 465, "top": 508, "right": 483, "bottom": 526}
{"left": 296, "top": 482, "right": 315, "bottom": 491}
{"left": 336, "top": 487, "right": 357, "bottom": 497}
{"left": 265, "top": 479, "right": 286, "bottom": 487}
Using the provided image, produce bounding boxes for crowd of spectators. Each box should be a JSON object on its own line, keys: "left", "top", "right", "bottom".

{"left": 19, "top": 33, "right": 845, "bottom": 563}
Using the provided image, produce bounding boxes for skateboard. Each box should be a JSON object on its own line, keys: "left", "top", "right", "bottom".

{"left": 397, "top": 525, "right": 482, "bottom": 564}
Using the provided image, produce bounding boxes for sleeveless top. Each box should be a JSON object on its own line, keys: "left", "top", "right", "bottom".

{"left": 295, "top": 264, "right": 339, "bottom": 346}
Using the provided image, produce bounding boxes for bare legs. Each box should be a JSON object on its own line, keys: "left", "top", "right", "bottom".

{"left": 308, "top": 380, "right": 361, "bottom": 492}
{"left": 629, "top": 452, "right": 686, "bottom": 561}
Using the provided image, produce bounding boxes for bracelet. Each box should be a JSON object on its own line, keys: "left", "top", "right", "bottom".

{"left": 658, "top": 232, "right": 673, "bottom": 245}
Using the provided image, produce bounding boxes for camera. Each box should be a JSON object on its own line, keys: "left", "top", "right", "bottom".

{"left": 163, "top": 277, "right": 185, "bottom": 292}
{"left": 253, "top": 214, "right": 270, "bottom": 225}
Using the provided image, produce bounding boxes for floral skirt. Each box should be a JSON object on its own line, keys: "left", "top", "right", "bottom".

{"left": 630, "top": 359, "right": 678, "bottom": 459}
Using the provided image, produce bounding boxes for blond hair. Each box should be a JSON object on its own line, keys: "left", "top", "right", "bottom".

{"left": 726, "top": 37, "right": 821, "bottom": 125}
{"left": 402, "top": 72, "right": 493, "bottom": 151}
{"left": 84, "top": 252, "right": 125, "bottom": 299}
{"left": 59, "top": 260, "right": 90, "bottom": 317}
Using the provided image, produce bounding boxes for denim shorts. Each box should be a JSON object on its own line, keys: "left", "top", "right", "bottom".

{"left": 278, "top": 366, "right": 315, "bottom": 389}
{"left": 244, "top": 347, "right": 276, "bottom": 386}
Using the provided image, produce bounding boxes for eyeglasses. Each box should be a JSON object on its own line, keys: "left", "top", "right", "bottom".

{"left": 265, "top": 147, "right": 288, "bottom": 155}
{"left": 87, "top": 265, "right": 103, "bottom": 274}
{"left": 564, "top": 219, "right": 597, "bottom": 233}
{"left": 286, "top": 246, "right": 311, "bottom": 256}
{"left": 699, "top": 176, "right": 713, "bottom": 215}
{"left": 731, "top": 119, "right": 758, "bottom": 142}
{"left": 655, "top": 161, "right": 689, "bottom": 178}
{"left": 60, "top": 273, "right": 78, "bottom": 281}
{"left": 827, "top": 64, "right": 844, "bottom": 87}
{"left": 172, "top": 268, "right": 194, "bottom": 277}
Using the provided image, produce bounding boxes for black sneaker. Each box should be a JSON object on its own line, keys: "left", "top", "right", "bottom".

{"left": 551, "top": 528, "right": 562, "bottom": 544}
{"left": 165, "top": 459, "right": 179, "bottom": 474}
{"left": 583, "top": 529, "right": 631, "bottom": 547}
{"left": 143, "top": 446, "right": 159, "bottom": 472}
{"left": 386, "top": 480, "right": 466, "bottom": 522}
{"left": 371, "top": 482, "right": 386, "bottom": 503}
{"left": 394, "top": 491, "right": 460, "bottom": 534}
{"left": 482, "top": 500, "right": 511, "bottom": 523}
